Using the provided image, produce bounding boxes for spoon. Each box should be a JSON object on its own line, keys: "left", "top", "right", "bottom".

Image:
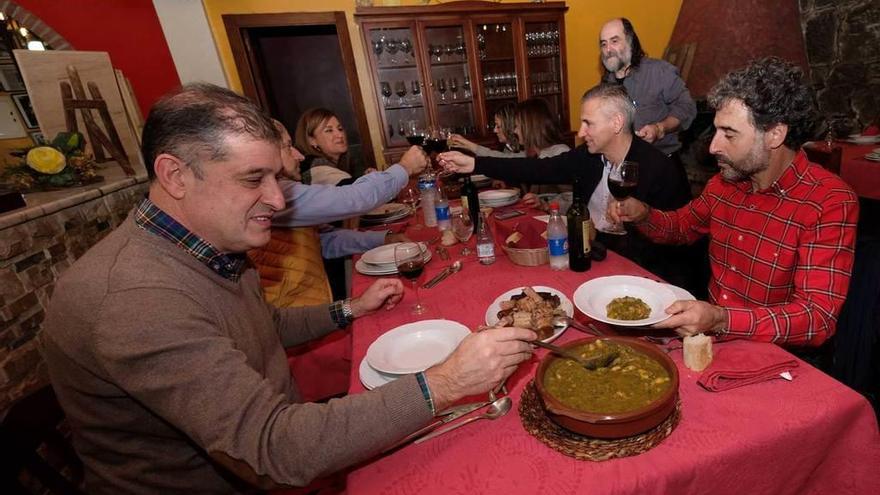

{"left": 423, "top": 260, "right": 462, "bottom": 288}
{"left": 552, "top": 315, "right": 605, "bottom": 336}
{"left": 531, "top": 339, "right": 618, "bottom": 371}
{"left": 414, "top": 397, "right": 512, "bottom": 444}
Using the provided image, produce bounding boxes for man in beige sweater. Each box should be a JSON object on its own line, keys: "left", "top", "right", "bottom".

{"left": 40, "top": 83, "right": 535, "bottom": 493}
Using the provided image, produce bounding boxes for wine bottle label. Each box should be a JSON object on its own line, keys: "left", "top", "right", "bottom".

{"left": 461, "top": 197, "right": 469, "bottom": 211}
{"left": 581, "top": 220, "right": 592, "bottom": 254}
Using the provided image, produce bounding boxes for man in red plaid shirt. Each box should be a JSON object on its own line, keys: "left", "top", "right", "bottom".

{"left": 612, "top": 57, "right": 859, "bottom": 346}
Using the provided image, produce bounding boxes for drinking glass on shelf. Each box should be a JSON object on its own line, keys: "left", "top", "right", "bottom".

{"left": 372, "top": 37, "right": 384, "bottom": 60}
{"left": 606, "top": 160, "right": 639, "bottom": 235}
{"left": 455, "top": 38, "right": 466, "bottom": 58}
{"left": 450, "top": 77, "right": 459, "bottom": 100}
{"left": 411, "top": 80, "right": 422, "bottom": 101}
{"left": 395, "top": 242, "right": 427, "bottom": 315}
{"left": 451, "top": 211, "right": 474, "bottom": 256}
{"left": 395, "top": 81, "right": 407, "bottom": 106}
{"left": 444, "top": 44, "right": 455, "bottom": 59}
{"left": 437, "top": 78, "right": 447, "bottom": 102}
{"left": 431, "top": 44, "right": 443, "bottom": 62}
{"left": 385, "top": 37, "right": 400, "bottom": 64}
{"left": 462, "top": 75, "right": 472, "bottom": 99}
{"left": 400, "top": 37, "right": 413, "bottom": 64}
{"left": 380, "top": 82, "right": 392, "bottom": 107}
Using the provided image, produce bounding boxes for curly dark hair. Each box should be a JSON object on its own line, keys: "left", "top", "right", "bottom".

{"left": 707, "top": 57, "right": 818, "bottom": 150}
{"left": 141, "top": 83, "right": 279, "bottom": 180}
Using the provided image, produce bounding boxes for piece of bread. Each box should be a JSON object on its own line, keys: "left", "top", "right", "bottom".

{"left": 683, "top": 333, "right": 713, "bottom": 371}
{"left": 440, "top": 229, "right": 458, "bottom": 246}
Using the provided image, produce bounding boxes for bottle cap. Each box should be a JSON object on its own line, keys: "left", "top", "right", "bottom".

{"left": 549, "top": 201, "right": 559, "bottom": 211}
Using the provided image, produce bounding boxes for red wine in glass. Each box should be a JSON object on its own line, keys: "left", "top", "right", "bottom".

{"left": 608, "top": 178, "right": 637, "bottom": 200}
{"left": 398, "top": 259, "right": 424, "bottom": 280}
{"left": 406, "top": 134, "right": 425, "bottom": 146}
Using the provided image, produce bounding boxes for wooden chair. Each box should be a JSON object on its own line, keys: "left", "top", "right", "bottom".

{"left": 662, "top": 42, "right": 697, "bottom": 81}
{"left": 803, "top": 144, "right": 843, "bottom": 175}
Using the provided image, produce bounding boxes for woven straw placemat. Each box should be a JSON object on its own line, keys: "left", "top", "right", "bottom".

{"left": 518, "top": 381, "right": 680, "bottom": 461}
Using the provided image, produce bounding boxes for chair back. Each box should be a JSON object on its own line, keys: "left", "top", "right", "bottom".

{"left": 803, "top": 144, "right": 843, "bottom": 174}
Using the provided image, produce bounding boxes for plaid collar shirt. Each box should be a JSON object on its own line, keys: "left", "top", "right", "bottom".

{"left": 134, "top": 198, "right": 247, "bottom": 282}
{"left": 638, "top": 151, "right": 859, "bottom": 346}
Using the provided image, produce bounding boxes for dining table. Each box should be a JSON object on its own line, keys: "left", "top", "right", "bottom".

{"left": 837, "top": 141, "right": 880, "bottom": 201}
{"left": 345, "top": 203, "right": 880, "bottom": 495}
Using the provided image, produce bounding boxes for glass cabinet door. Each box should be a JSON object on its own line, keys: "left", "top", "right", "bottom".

{"left": 367, "top": 26, "right": 425, "bottom": 148}
{"left": 423, "top": 24, "right": 477, "bottom": 138}
{"left": 475, "top": 21, "right": 518, "bottom": 135}
{"left": 524, "top": 21, "right": 564, "bottom": 123}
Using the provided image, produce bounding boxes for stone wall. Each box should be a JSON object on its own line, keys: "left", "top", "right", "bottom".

{"left": 0, "top": 182, "right": 148, "bottom": 412}
{"left": 800, "top": 0, "right": 880, "bottom": 134}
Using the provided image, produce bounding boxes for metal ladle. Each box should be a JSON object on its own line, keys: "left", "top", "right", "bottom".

{"left": 531, "top": 339, "right": 618, "bottom": 371}
{"left": 414, "top": 396, "right": 512, "bottom": 444}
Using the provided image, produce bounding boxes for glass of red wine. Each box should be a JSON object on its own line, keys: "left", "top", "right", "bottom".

{"left": 606, "top": 160, "right": 639, "bottom": 234}
{"left": 404, "top": 120, "right": 425, "bottom": 146}
{"left": 395, "top": 242, "right": 427, "bottom": 315}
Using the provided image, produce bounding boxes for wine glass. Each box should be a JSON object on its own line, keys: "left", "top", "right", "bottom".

{"left": 411, "top": 80, "right": 422, "bottom": 101}
{"left": 431, "top": 44, "right": 443, "bottom": 62}
{"left": 400, "top": 37, "right": 413, "bottom": 64}
{"left": 380, "top": 82, "right": 392, "bottom": 107}
{"left": 372, "top": 36, "right": 385, "bottom": 60}
{"left": 404, "top": 120, "right": 425, "bottom": 146}
{"left": 462, "top": 75, "right": 472, "bottom": 99}
{"left": 450, "top": 77, "right": 459, "bottom": 100}
{"left": 437, "top": 78, "right": 447, "bottom": 102}
{"left": 395, "top": 80, "right": 407, "bottom": 106}
{"left": 395, "top": 242, "right": 427, "bottom": 315}
{"left": 399, "top": 183, "right": 422, "bottom": 230}
{"left": 385, "top": 37, "right": 400, "bottom": 64}
{"left": 452, "top": 211, "right": 474, "bottom": 255}
{"left": 606, "top": 160, "right": 639, "bottom": 235}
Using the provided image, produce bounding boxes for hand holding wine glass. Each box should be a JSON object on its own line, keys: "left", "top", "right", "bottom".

{"left": 395, "top": 242, "right": 427, "bottom": 315}
{"left": 605, "top": 160, "right": 639, "bottom": 234}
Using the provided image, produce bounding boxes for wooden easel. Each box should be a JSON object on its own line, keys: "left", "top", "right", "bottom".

{"left": 60, "top": 65, "right": 135, "bottom": 176}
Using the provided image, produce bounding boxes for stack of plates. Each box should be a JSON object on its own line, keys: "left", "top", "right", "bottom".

{"left": 478, "top": 188, "right": 520, "bottom": 207}
{"left": 360, "top": 319, "right": 471, "bottom": 389}
{"left": 468, "top": 174, "right": 492, "bottom": 188}
{"left": 360, "top": 202, "right": 410, "bottom": 225}
{"left": 846, "top": 134, "right": 880, "bottom": 145}
{"left": 864, "top": 148, "right": 880, "bottom": 162}
{"left": 355, "top": 242, "right": 432, "bottom": 276}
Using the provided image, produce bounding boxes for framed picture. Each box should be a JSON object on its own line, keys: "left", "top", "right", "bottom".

{"left": 0, "top": 63, "right": 25, "bottom": 91}
{"left": 12, "top": 93, "right": 38, "bottom": 129}
{"left": 29, "top": 131, "right": 45, "bottom": 144}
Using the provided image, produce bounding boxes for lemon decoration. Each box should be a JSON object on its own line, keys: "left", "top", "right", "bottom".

{"left": 26, "top": 146, "right": 67, "bottom": 175}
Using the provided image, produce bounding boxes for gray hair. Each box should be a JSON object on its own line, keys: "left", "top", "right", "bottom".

{"left": 141, "top": 83, "right": 280, "bottom": 179}
{"left": 581, "top": 83, "right": 635, "bottom": 131}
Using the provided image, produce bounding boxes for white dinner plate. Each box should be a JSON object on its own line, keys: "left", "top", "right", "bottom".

{"left": 845, "top": 134, "right": 880, "bottom": 144}
{"left": 366, "top": 319, "right": 471, "bottom": 374}
{"left": 662, "top": 283, "right": 696, "bottom": 302}
{"left": 359, "top": 356, "right": 397, "bottom": 390}
{"left": 359, "top": 210, "right": 411, "bottom": 225}
{"left": 480, "top": 196, "right": 520, "bottom": 208}
{"left": 363, "top": 202, "right": 409, "bottom": 218}
{"left": 572, "top": 275, "right": 678, "bottom": 327}
{"left": 355, "top": 250, "right": 432, "bottom": 276}
{"left": 361, "top": 242, "right": 427, "bottom": 266}
{"left": 484, "top": 286, "right": 574, "bottom": 343}
{"left": 865, "top": 154, "right": 880, "bottom": 162}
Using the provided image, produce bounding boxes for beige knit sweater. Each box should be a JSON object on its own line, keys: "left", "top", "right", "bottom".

{"left": 40, "top": 217, "right": 431, "bottom": 493}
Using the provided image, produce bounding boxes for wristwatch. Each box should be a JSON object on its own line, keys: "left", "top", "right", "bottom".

{"left": 342, "top": 298, "right": 354, "bottom": 322}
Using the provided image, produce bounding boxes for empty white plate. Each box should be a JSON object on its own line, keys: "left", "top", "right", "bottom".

{"left": 361, "top": 242, "right": 427, "bottom": 266}
{"left": 366, "top": 319, "right": 471, "bottom": 374}
{"left": 484, "top": 286, "right": 573, "bottom": 343}
{"left": 359, "top": 356, "right": 397, "bottom": 390}
{"left": 355, "top": 250, "right": 432, "bottom": 276}
{"left": 846, "top": 134, "right": 880, "bottom": 144}
{"left": 573, "top": 275, "right": 678, "bottom": 327}
{"left": 479, "top": 188, "right": 519, "bottom": 201}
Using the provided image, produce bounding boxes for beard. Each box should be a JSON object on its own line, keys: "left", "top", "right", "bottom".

{"left": 602, "top": 45, "right": 632, "bottom": 73}
{"left": 716, "top": 139, "right": 770, "bottom": 183}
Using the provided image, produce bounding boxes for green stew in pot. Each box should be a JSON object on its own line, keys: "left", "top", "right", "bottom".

{"left": 543, "top": 340, "right": 671, "bottom": 414}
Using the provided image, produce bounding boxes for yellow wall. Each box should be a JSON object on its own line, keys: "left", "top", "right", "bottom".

{"left": 203, "top": 0, "right": 682, "bottom": 166}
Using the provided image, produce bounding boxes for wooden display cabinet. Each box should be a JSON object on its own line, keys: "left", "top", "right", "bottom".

{"left": 355, "top": 1, "right": 569, "bottom": 164}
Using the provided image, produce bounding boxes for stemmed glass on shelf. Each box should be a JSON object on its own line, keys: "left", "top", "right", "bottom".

{"left": 451, "top": 211, "right": 474, "bottom": 255}
{"left": 395, "top": 242, "right": 427, "bottom": 315}
{"left": 606, "top": 160, "right": 639, "bottom": 235}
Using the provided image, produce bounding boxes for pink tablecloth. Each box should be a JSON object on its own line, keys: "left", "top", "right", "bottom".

{"left": 839, "top": 142, "right": 880, "bottom": 200}
{"left": 346, "top": 212, "right": 880, "bottom": 495}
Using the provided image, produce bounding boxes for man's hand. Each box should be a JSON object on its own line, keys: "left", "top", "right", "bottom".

{"left": 447, "top": 134, "right": 478, "bottom": 153}
{"left": 384, "top": 232, "right": 411, "bottom": 244}
{"left": 424, "top": 327, "right": 536, "bottom": 410}
{"left": 521, "top": 192, "right": 540, "bottom": 208}
{"left": 350, "top": 279, "right": 404, "bottom": 317}
{"left": 437, "top": 151, "right": 476, "bottom": 174}
{"left": 652, "top": 300, "right": 727, "bottom": 337}
{"left": 636, "top": 123, "right": 664, "bottom": 143}
{"left": 607, "top": 196, "right": 650, "bottom": 224}
{"left": 399, "top": 146, "right": 430, "bottom": 176}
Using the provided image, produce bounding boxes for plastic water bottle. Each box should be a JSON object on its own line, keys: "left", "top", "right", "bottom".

{"left": 435, "top": 185, "right": 451, "bottom": 231}
{"left": 547, "top": 202, "right": 568, "bottom": 270}
{"left": 475, "top": 211, "right": 495, "bottom": 265}
{"left": 418, "top": 171, "right": 438, "bottom": 227}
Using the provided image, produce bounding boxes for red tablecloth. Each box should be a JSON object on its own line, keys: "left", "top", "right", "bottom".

{"left": 346, "top": 211, "right": 880, "bottom": 495}
{"left": 839, "top": 142, "right": 880, "bottom": 200}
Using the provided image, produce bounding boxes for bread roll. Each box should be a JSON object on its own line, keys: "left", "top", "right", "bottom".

{"left": 441, "top": 229, "right": 458, "bottom": 246}
{"left": 683, "top": 333, "right": 713, "bottom": 371}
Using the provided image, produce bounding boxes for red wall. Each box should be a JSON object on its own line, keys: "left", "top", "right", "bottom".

{"left": 16, "top": 0, "right": 180, "bottom": 115}
{"left": 669, "top": 0, "right": 808, "bottom": 98}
